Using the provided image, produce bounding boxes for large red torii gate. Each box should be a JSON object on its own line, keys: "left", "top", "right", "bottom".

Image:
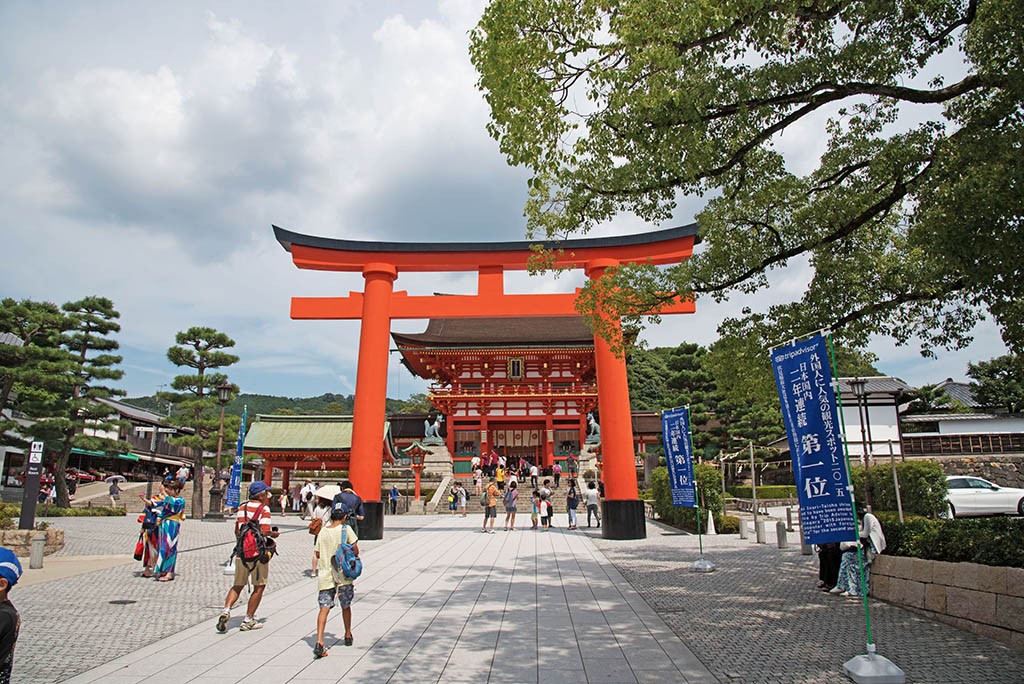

{"left": 274, "top": 224, "right": 700, "bottom": 539}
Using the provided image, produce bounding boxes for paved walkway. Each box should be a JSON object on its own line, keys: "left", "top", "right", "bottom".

{"left": 15, "top": 512, "right": 1024, "bottom": 683}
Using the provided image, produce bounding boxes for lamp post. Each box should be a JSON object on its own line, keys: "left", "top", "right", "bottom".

{"left": 408, "top": 446, "right": 426, "bottom": 501}
{"left": 206, "top": 381, "right": 232, "bottom": 519}
{"left": 848, "top": 377, "right": 873, "bottom": 510}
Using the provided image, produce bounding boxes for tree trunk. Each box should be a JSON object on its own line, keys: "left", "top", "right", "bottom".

{"left": 191, "top": 454, "right": 205, "bottom": 518}
{"left": 54, "top": 436, "right": 73, "bottom": 508}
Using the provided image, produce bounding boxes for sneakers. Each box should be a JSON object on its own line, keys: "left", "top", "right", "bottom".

{"left": 216, "top": 612, "right": 229, "bottom": 633}
{"left": 313, "top": 642, "right": 328, "bottom": 659}
{"left": 239, "top": 617, "right": 263, "bottom": 631}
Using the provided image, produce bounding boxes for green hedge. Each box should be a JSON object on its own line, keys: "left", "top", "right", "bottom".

{"left": 35, "top": 504, "right": 126, "bottom": 517}
{"left": 727, "top": 485, "right": 796, "bottom": 499}
{"left": 650, "top": 465, "right": 723, "bottom": 533}
{"left": 715, "top": 514, "right": 740, "bottom": 534}
{"left": 878, "top": 513, "right": 1024, "bottom": 568}
{"left": 849, "top": 461, "right": 947, "bottom": 517}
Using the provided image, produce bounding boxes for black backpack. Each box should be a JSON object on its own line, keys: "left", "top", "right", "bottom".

{"left": 234, "top": 503, "right": 274, "bottom": 569}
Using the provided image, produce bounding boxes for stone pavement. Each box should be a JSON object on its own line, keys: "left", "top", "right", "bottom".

{"left": 15, "top": 511, "right": 1024, "bottom": 683}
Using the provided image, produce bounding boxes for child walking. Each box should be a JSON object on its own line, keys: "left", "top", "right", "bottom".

{"left": 313, "top": 501, "right": 360, "bottom": 658}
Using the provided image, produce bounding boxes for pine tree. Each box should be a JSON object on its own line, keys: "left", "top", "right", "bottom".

{"left": 160, "top": 327, "right": 239, "bottom": 518}
{"left": 39, "top": 297, "right": 126, "bottom": 508}
{"left": 0, "top": 299, "right": 72, "bottom": 447}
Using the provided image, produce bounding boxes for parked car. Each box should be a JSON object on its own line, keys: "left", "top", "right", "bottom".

{"left": 945, "top": 476, "right": 1024, "bottom": 518}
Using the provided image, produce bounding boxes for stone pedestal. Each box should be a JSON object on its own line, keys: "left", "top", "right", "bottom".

{"left": 602, "top": 500, "right": 646, "bottom": 540}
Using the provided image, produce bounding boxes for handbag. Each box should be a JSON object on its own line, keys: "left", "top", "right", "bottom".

{"left": 133, "top": 533, "right": 144, "bottom": 561}
{"left": 308, "top": 518, "right": 323, "bottom": 536}
{"left": 480, "top": 495, "right": 489, "bottom": 507}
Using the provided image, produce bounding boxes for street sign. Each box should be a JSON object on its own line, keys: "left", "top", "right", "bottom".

{"left": 20, "top": 441, "right": 44, "bottom": 529}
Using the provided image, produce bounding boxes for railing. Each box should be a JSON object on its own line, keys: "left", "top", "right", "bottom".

{"left": 902, "top": 433, "right": 1024, "bottom": 457}
{"left": 725, "top": 497, "right": 771, "bottom": 516}
{"left": 429, "top": 383, "right": 598, "bottom": 399}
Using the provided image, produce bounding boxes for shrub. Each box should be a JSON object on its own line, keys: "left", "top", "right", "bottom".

{"left": 882, "top": 516, "right": 1024, "bottom": 568}
{"left": 716, "top": 514, "right": 740, "bottom": 534}
{"left": 849, "top": 461, "right": 947, "bottom": 518}
{"left": 651, "top": 465, "right": 723, "bottom": 532}
{"left": 35, "top": 504, "right": 126, "bottom": 517}
{"left": 728, "top": 485, "right": 796, "bottom": 499}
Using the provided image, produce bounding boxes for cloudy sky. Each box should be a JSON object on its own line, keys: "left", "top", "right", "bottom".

{"left": 0, "top": 1, "right": 1007, "bottom": 401}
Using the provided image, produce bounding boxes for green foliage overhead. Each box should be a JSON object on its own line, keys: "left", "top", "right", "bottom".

{"left": 470, "top": 0, "right": 1024, "bottom": 358}
{"left": 967, "top": 353, "right": 1024, "bottom": 413}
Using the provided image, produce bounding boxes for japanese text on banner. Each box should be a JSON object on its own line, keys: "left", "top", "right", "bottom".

{"left": 661, "top": 407, "right": 696, "bottom": 507}
{"left": 771, "top": 335, "right": 856, "bottom": 545}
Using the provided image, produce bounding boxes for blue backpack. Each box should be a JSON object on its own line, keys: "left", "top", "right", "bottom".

{"left": 331, "top": 527, "right": 362, "bottom": 581}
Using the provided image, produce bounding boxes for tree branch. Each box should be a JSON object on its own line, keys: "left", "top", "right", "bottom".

{"left": 693, "top": 159, "right": 934, "bottom": 295}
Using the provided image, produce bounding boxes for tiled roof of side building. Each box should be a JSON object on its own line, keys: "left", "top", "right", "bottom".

{"left": 837, "top": 376, "right": 915, "bottom": 400}
{"left": 392, "top": 316, "right": 595, "bottom": 347}
{"left": 934, "top": 378, "right": 982, "bottom": 408}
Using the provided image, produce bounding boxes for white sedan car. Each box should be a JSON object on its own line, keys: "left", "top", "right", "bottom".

{"left": 945, "top": 476, "right": 1024, "bottom": 518}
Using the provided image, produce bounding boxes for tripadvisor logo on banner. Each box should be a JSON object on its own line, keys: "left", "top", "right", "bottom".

{"left": 771, "top": 334, "right": 856, "bottom": 545}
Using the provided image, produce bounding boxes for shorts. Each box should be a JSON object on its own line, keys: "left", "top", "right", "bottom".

{"left": 484, "top": 506, "right": 497, "bottom": 518}
{"left": 505, "top": 505, "right": 517, "bottom": 513}
{"left": 449, "top": 500, "right": 458, "bottom": 511}
{"left": 233, "top": 558, "right": 269, "bottom": 587}
{"left": 318, "top": 584, "right": 355, "bottom": 609}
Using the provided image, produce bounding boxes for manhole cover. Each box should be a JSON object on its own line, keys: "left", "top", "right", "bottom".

{"left": 109, "top": 600, "right": 137, "bottom": 605}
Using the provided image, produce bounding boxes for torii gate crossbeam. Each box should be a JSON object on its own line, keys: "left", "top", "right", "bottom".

{"left": 274, "top": 224, "right": 700, "bottom": 540}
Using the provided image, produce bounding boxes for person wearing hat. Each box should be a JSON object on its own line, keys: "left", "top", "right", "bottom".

{"left": 217, "top": 481, "right": 281, "bottom": 633}
{"left": 308, "top": 484, "right": 341, "bottom": 577}
{"left": 333, "top": 480, "right": 365, "bottom": 536}
{"left": 0, "top": 548, "right": 22, "bottom": 684}
{"left": 312, "top": 500, "right": 360, "bottom": 658}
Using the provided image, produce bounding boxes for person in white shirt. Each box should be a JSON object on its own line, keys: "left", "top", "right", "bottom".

{"left": 584, "top": 481, "right": 601, "bottom": 528}
{"left": 530, "top": 464, "right": 539, "bottom": 489}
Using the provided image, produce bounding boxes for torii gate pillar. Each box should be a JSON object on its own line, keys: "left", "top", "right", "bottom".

{"left": 349, "top": 263, "right": 397, "bottom": 539}
{"left": 586, "top": 259, "right": 645, "bottom": 538}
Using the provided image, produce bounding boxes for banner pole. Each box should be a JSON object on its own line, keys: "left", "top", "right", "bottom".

{"left": 824, "top": 338, "right": 903, "bottom": 682}
{"left": 686, "top": 406, "right": 705, "bottom": 557}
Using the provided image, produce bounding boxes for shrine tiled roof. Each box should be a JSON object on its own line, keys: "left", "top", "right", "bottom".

{"left": 244, "top": 415, "right": 370, "bottom": 451}
{"left": 392, "top": 316, "right": 595, "bottom": 348}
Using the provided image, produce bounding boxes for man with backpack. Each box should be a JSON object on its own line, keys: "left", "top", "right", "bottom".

{"left": 216, "top": 481, "right": 280, "bottom": 633}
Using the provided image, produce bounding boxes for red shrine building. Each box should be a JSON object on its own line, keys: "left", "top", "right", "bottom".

{"left": 393, "top": 316, "right": 598, "bottom": 473}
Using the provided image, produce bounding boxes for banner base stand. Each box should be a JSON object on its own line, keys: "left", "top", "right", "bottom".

{"left": 691, "top": 557, "right": 716, "bottom": 572}
{"left": 843, "top": 651, "right": 905, "bottom": 684}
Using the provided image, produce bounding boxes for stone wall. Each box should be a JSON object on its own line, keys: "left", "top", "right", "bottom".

{"left": 0, "top": 527, "right": 65, "bottom": 557}
{"left": 936, "top": 455, "right": 1024, "bottom": 488}
{"left": 871, "top": 555, "right": 1024, "bottom": 650}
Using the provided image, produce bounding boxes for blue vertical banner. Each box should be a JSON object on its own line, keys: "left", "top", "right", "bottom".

{"left": 771, "top": 335, "right": 856, "bottom": 544}
{"left": 224, "top": 405, "right": 247, "bottom": 509}
{"left": 661, "top": 407, "right": 696, "bottom": 507}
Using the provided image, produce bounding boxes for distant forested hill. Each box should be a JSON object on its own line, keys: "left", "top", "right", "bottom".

{"left": 124, "top": 392, "right": 430, "bottom": 418}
